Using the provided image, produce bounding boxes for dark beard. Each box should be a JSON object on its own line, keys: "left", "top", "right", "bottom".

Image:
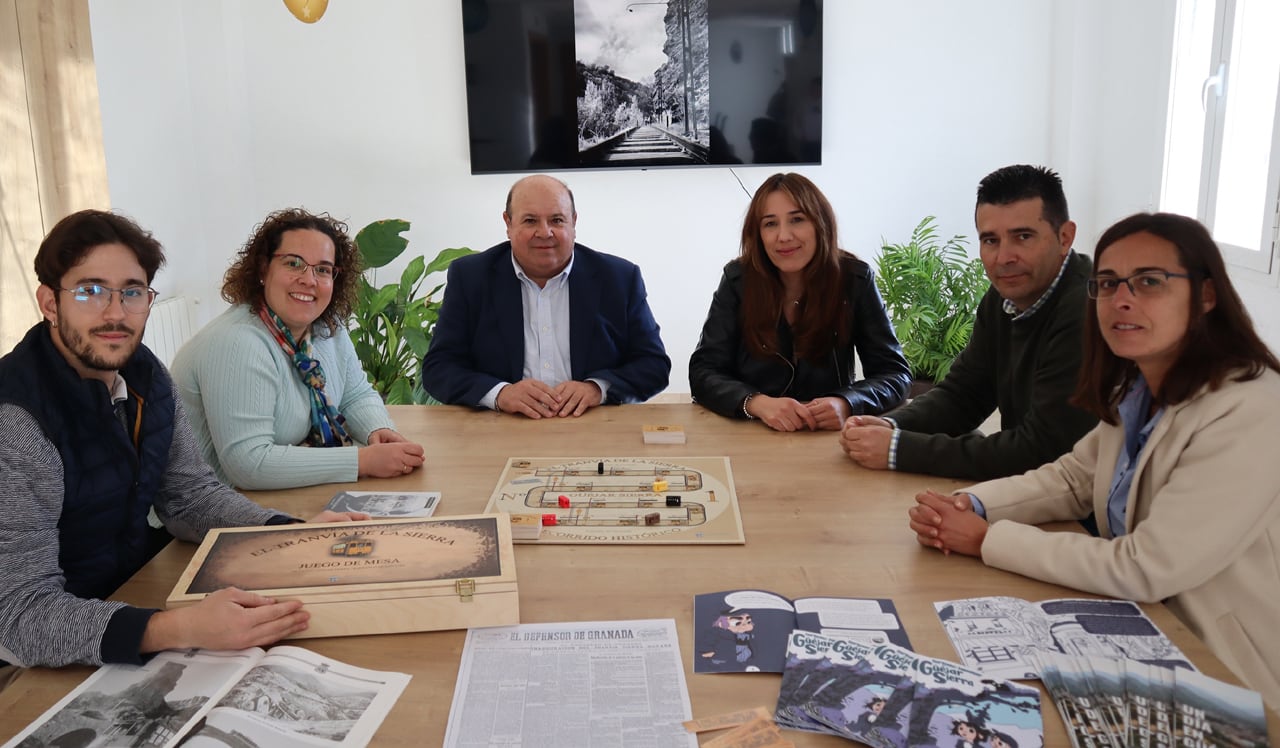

{"left": 58, "top": 320, "right": 139, "bottom": 372}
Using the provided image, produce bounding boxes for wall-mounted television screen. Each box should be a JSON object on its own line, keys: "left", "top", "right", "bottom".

{"left": 461, "top": 0, "right": 823, "bottom": 173}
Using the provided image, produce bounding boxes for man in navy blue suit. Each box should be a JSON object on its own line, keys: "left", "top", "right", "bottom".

{"left": 422, "top": 175, "right": 670, "bottom": 418}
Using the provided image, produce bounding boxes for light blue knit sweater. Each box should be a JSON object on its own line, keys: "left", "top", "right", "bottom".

{"left": 171, "top": 304, "right": 395, "bottom": 490}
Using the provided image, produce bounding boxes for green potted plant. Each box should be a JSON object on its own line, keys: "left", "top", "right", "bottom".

{"left": 875, "top": 216, "right": 988, "bottom": 388}
{"left": 349, "top": 219, "right": 474, "bottom": 404}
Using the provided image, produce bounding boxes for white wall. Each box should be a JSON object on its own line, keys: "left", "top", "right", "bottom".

{"left": 88, "top": 0, "right": 1278, "bottom": 391}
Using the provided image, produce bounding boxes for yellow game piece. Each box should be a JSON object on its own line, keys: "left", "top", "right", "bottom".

{"left": 653, "top": 479, "right": 669, "bottom": 492}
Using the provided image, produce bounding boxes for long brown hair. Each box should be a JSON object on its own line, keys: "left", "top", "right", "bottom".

{"left": 739, "top": 173, "right": 850, "bottom": 361}
{"left": 221, "top": 208, "right": 362, "bottom": 334}
{"left": 1072, "top": 212, "right": 1280, "bottom": 423}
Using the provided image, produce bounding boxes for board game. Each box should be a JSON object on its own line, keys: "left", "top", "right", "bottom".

{"left": 483, "top": 457, "right": 744, "bottom": 544}
{"left": 166, "top": 515, "right": 519, "bottom": 638}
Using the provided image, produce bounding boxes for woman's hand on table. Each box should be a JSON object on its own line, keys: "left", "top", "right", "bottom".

{"left": 746, "top": 394, "right": 819, "bottom": 432}
{"left": 368, "top": 428, "right": 412, "bottom": 444}
{"left": 358, "top": 441, "right": 425, "bottom": 478}
{"left": 804, "top": 397, "right": 851, "bottom": 430}
{"left": 909, "top": 490, "right": 987, "bottom": 557}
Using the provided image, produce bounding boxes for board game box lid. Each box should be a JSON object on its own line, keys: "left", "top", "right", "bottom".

{"left": 167, "top": 514, "right": 517, "bottom": 607}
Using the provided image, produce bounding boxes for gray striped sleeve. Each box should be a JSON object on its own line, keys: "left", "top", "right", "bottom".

{"left": 154, "top": 392, "right": 281, "bottom": 539}
{"left": 0, "top": 384, "right": 281, "bottom": 668}
{"left": 0, "top": 404, "right": 127, "bottom": 667}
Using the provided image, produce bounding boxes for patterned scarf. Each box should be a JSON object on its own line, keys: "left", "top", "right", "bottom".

{"left": 257, "top": 305, "right": 353, "bottom": 448}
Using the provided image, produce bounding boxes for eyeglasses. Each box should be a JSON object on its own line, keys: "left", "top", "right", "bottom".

{"left": 274, "top": 253, "right": 340, "bottom": 280}
{"left": 58, "top": 284, "right": 158, "bottom": 314}
{"left": 1087, "top": 270, "right": 1192, "bottom": 299}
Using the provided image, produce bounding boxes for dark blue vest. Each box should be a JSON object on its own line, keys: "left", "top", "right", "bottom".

{"left": 0, "top": 324, "right": 175, "bottom": 600}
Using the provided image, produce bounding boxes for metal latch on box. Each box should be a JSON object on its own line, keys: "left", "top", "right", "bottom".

{"left": 455, "top": 578, "right": 476, "bottom": 602}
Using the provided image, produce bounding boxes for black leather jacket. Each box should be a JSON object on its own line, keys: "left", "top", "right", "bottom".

{"left": 689, "top": 256, "right": 911, "bottom": 418}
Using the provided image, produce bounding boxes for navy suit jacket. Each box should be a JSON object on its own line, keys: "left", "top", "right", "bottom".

{"left": 421, "top": 242, "right": 671, "bottom": 407}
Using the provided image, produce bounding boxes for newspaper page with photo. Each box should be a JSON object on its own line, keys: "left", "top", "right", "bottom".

{"left": 443, "top": 619, "right": 696, "bottom": 747}
{"left": 3, "top": 646, "right": 409, "bottom": 748}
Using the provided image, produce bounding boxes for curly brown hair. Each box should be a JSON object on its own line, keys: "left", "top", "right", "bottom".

{"left": 221, "top": 208, "right": 363, "bottom": 334}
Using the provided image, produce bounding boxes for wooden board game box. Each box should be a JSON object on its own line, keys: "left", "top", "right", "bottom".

{"left": 167, "top": 514, "right": 519, "bottom": 638}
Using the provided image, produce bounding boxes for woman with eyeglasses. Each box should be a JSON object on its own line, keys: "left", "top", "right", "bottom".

{"left": 907, "top": 212, "right": 1280, "bottom": 707}
{"left": 172, "top": 209, "right": 424, "bottom": 489}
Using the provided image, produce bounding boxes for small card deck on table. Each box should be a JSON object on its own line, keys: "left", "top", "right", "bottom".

{"left": 643, "top": 424, "right": 686, "bottom": 444}
{"left": 167, "top": 514, "right": 519, "bottom": 638}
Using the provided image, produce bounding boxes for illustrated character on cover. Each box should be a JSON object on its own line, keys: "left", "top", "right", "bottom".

{"left": 850, "top": 692, "right": 909, "bottom": 748}
{"left": 950, "top": 709, "right": 991, "bottom": 748}
{"left": 839, "top": 677, "right": 911, "bottom": 748}
{"left": 699, "top": 609, "right": 757, "bottom": 670}
{"left": 988, "top": 729, "right": 1018, "bottom": 748}
{"left": 854, "top": 695, "right": 887, "bottom": 731}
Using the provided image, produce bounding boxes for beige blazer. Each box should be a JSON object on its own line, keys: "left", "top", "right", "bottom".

{"left": 968, "top": 369, "right": 1280, "bottom": 709}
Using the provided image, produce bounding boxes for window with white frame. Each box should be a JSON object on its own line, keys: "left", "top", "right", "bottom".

{"left": 1161, "top": 0, "right": 1280, "bottom": 274}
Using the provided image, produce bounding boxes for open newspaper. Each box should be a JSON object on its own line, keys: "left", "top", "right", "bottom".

{"left": 3, "top": 646, "right": 409, "bottom": 748}
{"left": 444, "top": 619, "right": 696, "bottom": 747}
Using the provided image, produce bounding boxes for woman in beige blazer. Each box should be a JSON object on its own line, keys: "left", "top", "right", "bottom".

{"left": 908, "top": 212, "right": 1280, "bottom": 708}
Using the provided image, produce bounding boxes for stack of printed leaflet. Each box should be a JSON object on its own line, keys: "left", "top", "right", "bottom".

{"left": 1037, "top": 651, "right": 1270, "bottom": 748}
{"left": 774, "top": 630, "right": 1042, "bottom": 747}
{"left": 931, "top": 596, "right": 1271, "bottom": 747}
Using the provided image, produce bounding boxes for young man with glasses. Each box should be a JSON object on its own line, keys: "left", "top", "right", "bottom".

{"left": 0, "top": 210, "right": 364, "bottom": 685}
{"left": 841, "top": 165, "right": 1099, "bottom": 480}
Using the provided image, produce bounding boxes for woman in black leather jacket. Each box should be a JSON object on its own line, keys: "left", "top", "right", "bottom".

{"left": 689, "top": 173, "right": 910, "bottom": 431}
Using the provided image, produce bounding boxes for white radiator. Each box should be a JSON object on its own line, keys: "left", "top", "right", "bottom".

{"left": 143, "top": 296, "right": 197, "bottom": 366}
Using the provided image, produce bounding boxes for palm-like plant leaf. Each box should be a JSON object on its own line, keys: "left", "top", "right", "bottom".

{"left": 349, "top": 218, "right": 475, "bottom": 403}
{"left": 875, "top": 216, "right": 989, "bottom": 381}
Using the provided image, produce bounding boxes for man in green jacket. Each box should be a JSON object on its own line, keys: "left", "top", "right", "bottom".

{"left": 840, "top": 165, "right": 1098, "bottom": 480}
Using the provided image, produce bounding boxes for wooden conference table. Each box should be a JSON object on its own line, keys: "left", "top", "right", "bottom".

{"left": 1, "top": 402, "right": 1276, "bottom": 746}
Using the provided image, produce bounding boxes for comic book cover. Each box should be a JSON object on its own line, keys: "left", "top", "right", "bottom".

{"left": 904, "top": 653, "right": 1042, "bottom": 748}
{"left": 1170, "top": 669, "right": 1268, "bottom": 748}
{"left": 803, "top": 643, "right": 915, "bottom": 748}
{"left": 774, "top": 630, "right": 877, "bottom": 734}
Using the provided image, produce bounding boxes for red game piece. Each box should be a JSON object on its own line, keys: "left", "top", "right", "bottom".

{"left": 558, "top": 495, "right": 570, "bottom": 508}
{"left": 542, "top": 514, "right": 558, "bottom": 526}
